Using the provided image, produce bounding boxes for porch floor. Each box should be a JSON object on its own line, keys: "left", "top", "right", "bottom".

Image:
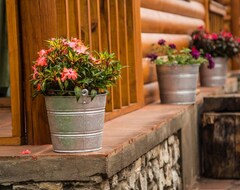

{"left": 0, "top": 108, "right": 12, "bottom": 137}
{"left": 193, "top": 178, "right": 240, "bottom": 190}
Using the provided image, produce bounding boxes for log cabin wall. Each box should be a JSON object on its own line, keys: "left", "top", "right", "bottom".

{"left": 140, "top": 0, "right": 206, "bottom": 104}
{"left": 18, "top": 0, "right": 143, "bottom": 145}
{"left": 209, "top": 0, "right": 226, "bottom": 32}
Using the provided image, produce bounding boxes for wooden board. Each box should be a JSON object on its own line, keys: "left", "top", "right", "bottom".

{"left": 142, "top": 58, "right": 157, "bottom": 84}
{"left": 141, "top": 0, "right": 205, "bottom": 20}
{"left": 141, "top": 8, "right": 205, "bottom": 34}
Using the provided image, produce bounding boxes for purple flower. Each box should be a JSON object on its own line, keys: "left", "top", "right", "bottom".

{"left": 158, "top": 39, "right": 166, "bottom": 46}
{"left": 205, "top": 53, "right": 215, "bottom": 69}
{"left": 146, "top": 53, "right": 158, "bottom": 61}
{"left": 169, "top": 43, "right": 176, "bottom": 49}
{"left": 191, "top": 47, "right": 200, "bottom": 59}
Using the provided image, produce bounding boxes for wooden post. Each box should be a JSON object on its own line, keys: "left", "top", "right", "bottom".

{"left": 231, "top": 0, "right": 240, "bottom": 70}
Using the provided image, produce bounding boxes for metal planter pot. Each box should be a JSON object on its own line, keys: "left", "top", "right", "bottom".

{"left": 156, "top": 64, "right": 199, "bottom": 104}
{"left": 45, "top": 92, "right": 106, "bottom": 153}
{"left": 199, "top": 57, "right": 228, "bottom": 87}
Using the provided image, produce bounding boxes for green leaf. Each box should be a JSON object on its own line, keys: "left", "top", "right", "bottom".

{"left": 57, "top": 78, "right": 64, "bottom": 90}
{"left": 90, "top": 89, "right": 97, "bottom": 100}
{"left": 41, "top": 81, "right": 46, "bottom": 91}
{"left": 74, "top": 86, "right": 81, "bottom": 101}
{"left": 64, "top": 80, "right": 68, "bottom": 89}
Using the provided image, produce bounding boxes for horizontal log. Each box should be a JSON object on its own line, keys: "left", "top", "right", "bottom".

{"left": 210, "top": 1, "right": 227, "bottom": 16}
{"left": 144, "top": 81, "right": 159, "bottom": 104}
{"left": 142, "top": 58, "right": 157, "bottom": 84}
{"left": 192, "top": 0, "right": 205, "bottom": 4}
{"left": 141, "top": 0, "right": 205, "bottom": 20}
{"left": 222, "top": 0, "right": 231, "bottom": 4}
{"left": 141, "top": 8, "right": 205, "bottom": 34}
{"left": 141, "top": 33, "right": 190, "bottom": 57}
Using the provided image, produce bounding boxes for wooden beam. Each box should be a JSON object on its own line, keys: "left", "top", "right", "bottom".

{"left": 141, "top": 8, "right": 204, "bottom": 34}
{"left": 141, "top": 0, "right": 205, "bottom": 20}
{"left": 6, "top": 0, "right": 24, "bottom": 141}
{"left": 231, "top": 0, "right": 240, "bottom": 36}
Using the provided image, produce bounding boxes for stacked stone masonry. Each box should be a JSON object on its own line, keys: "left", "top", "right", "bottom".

{"left": 1, "top": 134, "right": 181, "bottom": 190}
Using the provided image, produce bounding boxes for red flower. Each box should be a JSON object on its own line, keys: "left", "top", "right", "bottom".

{"left": 61, "top": 68, "right": 78, "bottom": 82}
{"left": 211, "top": 33, "right": 218, "bottom": 40}
{"left": 36, "top": 57, "right": 47, "bottom": 66}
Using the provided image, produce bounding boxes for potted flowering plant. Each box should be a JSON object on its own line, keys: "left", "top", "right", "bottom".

{"left": 191, "top": 26, "right": 240, "bottom": 86}
{"left": 147, "top": 39, "right": 207, "bottom": 104}
{"left": 31, "top": 37, "right": 122, "bottom": 153}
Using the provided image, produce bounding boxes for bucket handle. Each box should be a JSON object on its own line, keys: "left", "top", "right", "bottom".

{"left": 80, "top": 89, "right": 91, "bottom": 104}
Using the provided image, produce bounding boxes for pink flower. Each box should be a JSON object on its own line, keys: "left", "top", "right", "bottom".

{"left": 221, "top": 31, "right": 232, "bottom": 38}
{"left": 193, "top": 34, "right": 199, "bottom": 40}
{"left": 38, "top": 49, "right": 48, "bottom": 57}
{"left": 198, "top": 25, "right": 204, "bottom": 30}
{"left": 75, "top": 45, "right": 88, "bottom": 54}
{"left": 21, "top": 149, "right": 31, "bottom": 155}
{"left": 237, "top": 38, "right": 240, "bottom": 43}
{"left": 90, "top": 55, "right": 100, "bottom": 64}
{"left": 68, "top": 42, "right": 77, "bottom": 48}
{"left": 36, "top": 57, "right": 47, "bottom": 66}
{"left": 211, "top": 33, "right": 218, "bottom": 40}
{"left": 61, "top": 68, "right": 78, "bottom": 82}
{"left": 32, "top": 66, "right": 39, "bottom": 80}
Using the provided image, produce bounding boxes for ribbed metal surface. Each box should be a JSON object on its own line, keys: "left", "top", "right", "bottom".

{"left": 156, "top": 64, "right": 199, "bottom": 104}
{"left": 45, "top": 93, "right": 106, "bottom": 153}
{"left": 200, "top": 57, "right": 228, "bottom": 87}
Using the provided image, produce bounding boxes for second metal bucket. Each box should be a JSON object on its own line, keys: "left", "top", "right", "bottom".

{"left": 45, "top": 91, "right": 106, "bottom": 153}
{"left": 156, "top": 64, "right": 199, "bottom": 104}
{"left": 199, "top": 57, "right": 228, "bottom": 87}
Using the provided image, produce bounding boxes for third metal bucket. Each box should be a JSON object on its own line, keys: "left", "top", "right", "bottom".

{"left": 45, "top": 91, "right": 106, "bottom": 153}
{"left": 199, "top": 57, "right": 228, "bottom": 87}
{"left": 156, "top": 64, "right": 199, "bottom": 104}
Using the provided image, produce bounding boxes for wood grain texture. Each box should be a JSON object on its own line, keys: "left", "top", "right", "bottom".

{"left": 141, "top": 8, "right": 205, "bottom": 34}
{"left": 142, "top": 58, "right": 157, "bottom": 84}
{"left": 3, "top": 0, "right": 23, "bottom": 145}
{"left": 202, "top": 113, "right": 240, "bottom": 178}
{"left": 141, "top": 0, "right": 205, "bottom": 20}
{"left": 19, "top": 0, "right": 57, "bottom": 144}
{"left": 144, "top": 82, "right": 159, "bottom": 105}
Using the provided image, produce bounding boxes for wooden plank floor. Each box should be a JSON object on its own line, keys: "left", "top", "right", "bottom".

{"left": 0, "top": 108, "right": 12, "bottom": 137}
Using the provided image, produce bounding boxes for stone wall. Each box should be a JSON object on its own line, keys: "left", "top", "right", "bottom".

{"left": 1, "top": 134, "right": 181, "bottom": 190}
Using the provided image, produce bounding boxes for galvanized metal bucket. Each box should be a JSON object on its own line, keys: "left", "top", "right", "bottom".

{"left": 199, "top": 57, "right": 228, "bottom": 87}
{"left": 45, "top": 90, "right": 106, "bottom": 153}
{"left": 156, "top": 64, "right": 199, "bottom": 104}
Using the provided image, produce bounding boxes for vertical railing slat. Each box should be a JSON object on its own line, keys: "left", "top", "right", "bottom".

{"left": 109, "top": 0, "right": 122, "bottom": 109}
{"left": 118, "top": 0, "right": 130, "bottom": 106}
{"left": 101, "top": 0, "right": 114, "bottom": 112}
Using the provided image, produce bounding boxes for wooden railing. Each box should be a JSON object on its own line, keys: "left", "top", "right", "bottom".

{"left": 17, "top": 0, "right": 143, "bottom": 144}
{"left": 209, "top": 0, "right": 226, "bottom": 32}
